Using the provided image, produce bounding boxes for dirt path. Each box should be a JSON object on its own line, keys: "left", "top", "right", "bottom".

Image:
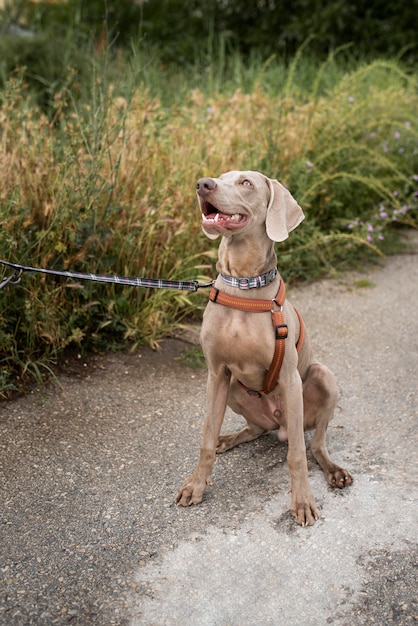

{"left": 1, "top": 234, "right": 417, "bottom": 625}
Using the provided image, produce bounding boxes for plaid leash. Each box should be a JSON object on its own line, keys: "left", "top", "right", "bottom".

{"left": 0, "top": 260, "right": 213, "bottom": 292}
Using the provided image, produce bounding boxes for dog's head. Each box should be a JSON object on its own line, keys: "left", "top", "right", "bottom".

{"left": 197, "top": 170, "right": 304, "bottom": 241}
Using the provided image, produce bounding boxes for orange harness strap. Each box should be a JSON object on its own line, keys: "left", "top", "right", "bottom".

{"left": 208, "top": 280, "right": 305, "bottom": 397}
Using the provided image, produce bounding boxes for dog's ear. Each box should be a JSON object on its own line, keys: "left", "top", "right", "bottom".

{"left": 265, "top": 178, "right": 304, "bottom": 242}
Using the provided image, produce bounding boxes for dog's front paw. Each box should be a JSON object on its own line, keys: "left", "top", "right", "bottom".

{"left": 176, "top": 476, "right": 208, "bottom": 507}
{"left": 291, "top": 492, "right": 320, "bottom": 526}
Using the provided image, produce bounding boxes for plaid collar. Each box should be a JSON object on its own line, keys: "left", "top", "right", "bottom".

{"left": 220, "top": 267, "right": 278, "bottom": 290}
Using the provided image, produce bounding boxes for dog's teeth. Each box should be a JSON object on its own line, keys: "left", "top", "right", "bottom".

{"left": 202, "top": 212, "right": 242, "bottom": 223}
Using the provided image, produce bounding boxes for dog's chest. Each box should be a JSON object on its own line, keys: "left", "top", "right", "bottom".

{"left": 201, "top": 304, "right": 275, "bottom": 373}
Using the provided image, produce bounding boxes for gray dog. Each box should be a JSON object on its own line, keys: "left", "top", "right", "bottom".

{"left": 176, "top": 170, "right": 353, "bottom": 525}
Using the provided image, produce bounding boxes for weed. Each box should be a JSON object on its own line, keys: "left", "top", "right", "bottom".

{"left": 353, "top": 279, "right": 375, "bottom": 289}
{"left": 176, "top": 347, "right": 206, "bottom": 370}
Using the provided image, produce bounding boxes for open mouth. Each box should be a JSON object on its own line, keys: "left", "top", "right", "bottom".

{"left": 200, "top": 199, "right": 247, "bottom": 227}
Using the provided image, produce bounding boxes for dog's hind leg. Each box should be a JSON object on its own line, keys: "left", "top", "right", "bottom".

{"left": 216, "top": 422, "right": 266, "bottom": 453}
{"left": 303, "top": 363, "right": 353, "bottom": 488}
{"left": 216, "top": 380, "right": 280, "bottom": 453}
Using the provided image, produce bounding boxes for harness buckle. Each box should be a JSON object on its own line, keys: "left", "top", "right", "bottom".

{"left": 275, "top": 323, "right": 288, "bottom": 340}
{"left": 209, "top": 287, "right": 220, "bottom": 303}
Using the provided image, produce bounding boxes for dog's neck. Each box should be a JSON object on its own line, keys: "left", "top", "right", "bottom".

{"left": 216, "top": 232, "right": 277, "bottom": 278}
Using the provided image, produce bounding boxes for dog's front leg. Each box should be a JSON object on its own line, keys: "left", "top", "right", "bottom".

{"left": 176, "top": 368, "right": 230, "bottom": 506}
{"left": 281, "top": 370, "right": 320, "bottom": 526}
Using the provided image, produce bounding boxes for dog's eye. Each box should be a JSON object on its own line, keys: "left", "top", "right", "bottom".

{"left": 241, "top": 179, "right": 252, "bottom": 187}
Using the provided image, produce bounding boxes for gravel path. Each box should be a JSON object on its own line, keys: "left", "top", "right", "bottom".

{"left": 1, "top": 234, "right": 417, "bottom": 625}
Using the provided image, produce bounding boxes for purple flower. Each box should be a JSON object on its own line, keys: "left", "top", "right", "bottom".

{"left": 393, "top": 190, "right": 399, "bottom": 196}
{"left": 368, "top": 224, "right": 374, "bottom": 232}
{"left": 394, "top": 131, "right": 401, "bottom": 139}
{"left": 348, "top": 96, "right": 355, "bottom": 103}
{"left": 348, "top": 220, "right": 359, "bottom": 229}
{"left": 367, "top": 235, "right": 373, "bottom": 242}
{"left": 379, "top": 211, "right": 388, "bottom": 218}
{"left": 306, "top": 161, "right": 314, "bottom": 169}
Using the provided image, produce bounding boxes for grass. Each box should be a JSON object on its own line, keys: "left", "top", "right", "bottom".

{"left": 176, "top": 347, "right": 206, "bottom": 369}
{"left": 353, "top": 279, "right": 376, "bottom": 289}
{"left": 0, "top": 48, "right": 417, "bottom": 395}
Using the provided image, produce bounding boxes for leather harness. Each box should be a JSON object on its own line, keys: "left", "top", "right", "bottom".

{"left": 208, "top": 278, "right": 305, "bottom": 397}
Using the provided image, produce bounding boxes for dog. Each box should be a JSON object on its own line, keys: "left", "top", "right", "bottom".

{"left": 176, "top": 170, "right": 353, "bottom": 525}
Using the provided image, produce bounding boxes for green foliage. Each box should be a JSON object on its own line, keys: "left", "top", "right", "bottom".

{"left": 1, "top": 0, "right": 416, "bottom": 112}
{"left": 140, "top": 0, "right": 417, "bottom": 64}
{"left": 176, "top": 346, "right": 206, "bottom": 369}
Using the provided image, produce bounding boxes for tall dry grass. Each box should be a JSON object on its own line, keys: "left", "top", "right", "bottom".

{"left": 0, "top": 57, "right": 417, "bottom": 394}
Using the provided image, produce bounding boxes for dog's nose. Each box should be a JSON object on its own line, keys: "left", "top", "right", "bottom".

{"left": 196, "top": 178, "right": 217, "bottom": 195}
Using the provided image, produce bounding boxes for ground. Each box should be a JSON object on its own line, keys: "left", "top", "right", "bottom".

{"left": 0, "top": 233, "right": 417, "bottom": 625}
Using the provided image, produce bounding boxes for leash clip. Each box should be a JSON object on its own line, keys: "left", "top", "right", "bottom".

{"left": 0, "top": 268, "right": 23, "bottom": 290}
